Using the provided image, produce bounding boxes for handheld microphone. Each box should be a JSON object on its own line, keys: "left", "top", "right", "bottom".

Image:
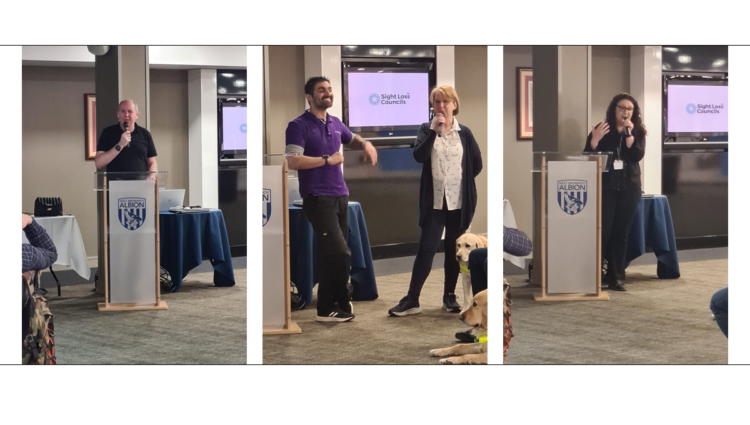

{"left": 123, "top": 121, "right": 131, "bottom": 147}
{"left": 623, "top": 115, "right": 632, "bottom": 137}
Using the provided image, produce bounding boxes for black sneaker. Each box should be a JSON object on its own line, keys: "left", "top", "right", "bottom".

{"left": 340, "top": 301, "right": 354, "bottom": 314}
{"left": 442, "top": 293, "right": 461, "bottom": 313}
{"left": 455, "top": 330, "right": 478, "bottom": 343}
{"left": 316, "top": 308, "right": 355, "bottom": 322}
{"left": 388, "top": 296, "right": 421, "bottom": 317}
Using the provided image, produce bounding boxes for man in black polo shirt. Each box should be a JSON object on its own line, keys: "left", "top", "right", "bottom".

{"left": 95, "top": 99, "right": 157, "bottom": 174}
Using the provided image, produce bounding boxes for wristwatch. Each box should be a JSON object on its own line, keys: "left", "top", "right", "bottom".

{"left": 322, "top": 155, "right": 329, "bottom": 165}
{"left": 115, "top": 145, "right": 122, "bottom": 152}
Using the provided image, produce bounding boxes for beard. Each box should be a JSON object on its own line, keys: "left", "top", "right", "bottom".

{"left": 312, "top": 95, "right": 333, "bottom": 110}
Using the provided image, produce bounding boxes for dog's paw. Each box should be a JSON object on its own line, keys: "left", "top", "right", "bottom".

{"left": 439, "top": 357, "right": 464, "bottom": 365}
{"left": 430, "top": 349, "right": 446, "bottom": 357}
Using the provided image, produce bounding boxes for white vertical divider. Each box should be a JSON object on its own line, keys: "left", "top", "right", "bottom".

{"left": 247, "top": 46, "right": 263, "bottom": 364}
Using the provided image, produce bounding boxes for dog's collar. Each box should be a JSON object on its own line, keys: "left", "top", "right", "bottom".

{"left": 459, "top": 264, "right": 470, "bottom": 273}
{"left": 478, "top": 335, "right": 487, "bottom": 344}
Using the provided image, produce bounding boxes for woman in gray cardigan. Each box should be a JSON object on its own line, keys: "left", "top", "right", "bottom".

{"left": 389, "top": 85, "right": 483, "bottom": 316}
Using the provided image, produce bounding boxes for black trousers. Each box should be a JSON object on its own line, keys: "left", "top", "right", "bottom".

{"left": 601, "top": 187, "right": 641, "bottom": 281}
{"left": 302, "top": 195, "right": 351, "bottom": 315}
{"left": 469, "top": 247, "right": 488, "bottom": 294}
{"left": 407, "top": 199, "right": 467, "bottom": 301}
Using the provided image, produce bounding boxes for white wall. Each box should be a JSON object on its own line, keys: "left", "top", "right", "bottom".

{"left": 22, "top": 46, "right": 246, "bottom": 68}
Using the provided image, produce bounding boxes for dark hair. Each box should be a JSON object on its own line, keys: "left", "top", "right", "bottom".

{"left": 605, "top": 93, "right": 648, "bottom": 139}
{"left": 304, "top": 76, "right": 330, "bottom": 96}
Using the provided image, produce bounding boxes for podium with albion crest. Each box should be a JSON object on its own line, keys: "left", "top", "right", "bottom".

{"left": 95, "top": 171, "right": 169, "bottom": 311}
{"left": 533, "top": 152, "right": 611, "bottom": 302}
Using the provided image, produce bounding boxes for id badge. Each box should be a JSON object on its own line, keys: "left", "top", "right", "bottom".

{"left": 613, "top": 160, "right": 624, "bottom": 170}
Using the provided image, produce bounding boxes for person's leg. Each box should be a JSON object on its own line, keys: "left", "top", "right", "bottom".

{"left": 406, "top": 208, "right": 447, "bottom": 301}
{"left": 443, "top": 207, "right": 465, "bottom": 295}
{"left": 601, "top": 189, "right": 618, "bottom": 280}
{"left": 334, "top": 196, "right": 352, "bottom": 310}
{"left": 303, "top": 195, "right": 351, "bottom": 316}
{"left": 608, "top": 188, "right": 641, "bottom": 281}
{"left": 469, "top": 248, "right": 488, "bottom": 294}
{"left": 710, "top": 287, "right": 728, "bottom": 338}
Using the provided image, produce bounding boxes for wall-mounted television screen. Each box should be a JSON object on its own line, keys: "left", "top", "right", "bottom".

{"left": 665, "top": 79, "right": 728, "bottom": 137}
{"left": 219, "top": 98, "right": 246, "bottom": 160}
{"left": 343, "top": 67, "right": 430, "bottom": 133}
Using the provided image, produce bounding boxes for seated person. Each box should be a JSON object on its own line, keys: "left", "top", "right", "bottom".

{"left": 468, "top": 226, "right": 532, "bottom": 295}
{"left": 710, "top": 287, "right": 728, "bottom": 338}
{"left": 457, "top": 226, "right": 532, "bottom": 342}
{"left": 22, "top": 213, "right": 57, "bottom": 273}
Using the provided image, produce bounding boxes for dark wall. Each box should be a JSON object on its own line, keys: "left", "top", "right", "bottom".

{"left": 662, "top": 46, "right": 728, "bottom": 248}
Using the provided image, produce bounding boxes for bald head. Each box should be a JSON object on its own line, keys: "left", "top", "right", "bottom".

{"left": 117, "top": 99, "right": 140, "bottom": 131}
{"left": 119, "top": 99, "right": 139, "bottom": 114}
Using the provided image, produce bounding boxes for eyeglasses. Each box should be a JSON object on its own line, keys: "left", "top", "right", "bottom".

{"left": 616, "top": 105, "right": 634, "bottom": 112}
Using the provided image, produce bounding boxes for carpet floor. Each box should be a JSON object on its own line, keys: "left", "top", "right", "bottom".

{"left": 263, "top": 258, "right": 727, "bottom": 365}
{"left": 46, "top": 269, "right": 246, "bottom": 364}
{"left": 505, "top": 259, "right": 728, "bottom": 364}
{"left": 263, "top": 269, "right": 479, "bottom": 365}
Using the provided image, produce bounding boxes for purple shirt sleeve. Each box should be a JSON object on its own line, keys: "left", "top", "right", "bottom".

{"left": 341, "top": 125, "right": 353, "bottom": 144}
{"left": 285, "top": 120, "right": 306, "bottom": 149}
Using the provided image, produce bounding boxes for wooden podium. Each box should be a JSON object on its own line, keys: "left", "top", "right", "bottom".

{"left": 263, "top": 157, "right": 301, "bottom": 335}
{"left": 96, "top": 171, "right": 168, "bottom": 311}
{"left": 533, "top": 153, "right": 610, "bottom": 302}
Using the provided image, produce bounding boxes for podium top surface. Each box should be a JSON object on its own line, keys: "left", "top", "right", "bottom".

{"left": 532, "top": 151, "right": 613, "bottom": 172}
{"left": 94, "top": 171, "right": 168, "bottom": 190}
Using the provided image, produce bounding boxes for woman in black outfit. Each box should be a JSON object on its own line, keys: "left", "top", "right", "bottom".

{"left": 584, "top": 93, "right": 646, "bottom": 291}
{"left": 388, "top": 85, "right": 483, "bottom": 316}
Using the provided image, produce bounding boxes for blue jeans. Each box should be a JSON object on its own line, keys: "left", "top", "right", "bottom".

{"left": 710, "top": 287, "right": 728, "bottom": 338}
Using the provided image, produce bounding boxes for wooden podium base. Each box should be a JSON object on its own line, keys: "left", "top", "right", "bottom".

{"left": 263, "top": 321, "right": 302, "bottom": 335}
{"left": 533, "top": 292, "right": 610, "bottom": 302}
{"left": 98, "top": 301, "right": 169, "bottom": 311}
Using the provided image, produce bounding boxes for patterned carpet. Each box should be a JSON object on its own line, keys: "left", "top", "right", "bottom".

{"left": 46, "top": 269, "right": 246, "bottom": 364}
{"left": 505, "top": 259, "right": 728, "bottom": 364}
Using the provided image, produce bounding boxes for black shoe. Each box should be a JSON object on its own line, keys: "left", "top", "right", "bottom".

{"left": 455, "top": 330, "right": 478, "bottom": 343}
{"left": 316, "top": 308, "right": 355, "bottom": 322}
{"left": 388, "top": 296, "right": 421, "bottom": 317}
{"left": 608, "top": 279, "right": 626, "bottom": 291}
{"left": 339, "top": 301, "right": 354, "bottom": 314}
{"left": 442, "top": 293, "right": 461, "bottom": 313}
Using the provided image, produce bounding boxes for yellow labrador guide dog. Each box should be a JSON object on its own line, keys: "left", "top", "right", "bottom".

{"left": 455, "top": 233, "right": 488, "bottom": 312}
{"left": 430, "top": 289, "right": 488, "bottom": 364}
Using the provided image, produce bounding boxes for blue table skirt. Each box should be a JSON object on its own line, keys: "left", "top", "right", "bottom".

{"left": 159, "top": 210, "right": 236, "bottom": 292}
{"left": 624, "top": 195, "right": 681, "bottom": 279}
{"left": 289, "top": 202, "right": 378, "bottom": 308}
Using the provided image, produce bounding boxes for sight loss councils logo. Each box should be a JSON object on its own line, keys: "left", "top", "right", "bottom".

{"left": 686, "top": 103, "right": 697, "bottom": 114}
{"left": 118, "top": 197, "right": 146, "bottom": 230}
{"left": 263, "top": 189, "right": 271, "bottom": 227}
{"left": 557, "top": 180, "right": 587, "bottom": 215}
{"left": 368, "top": 93, "right": 380, "bottom": 106}
{"left": 240, "top": 123, "right": 247, "bottom": 133}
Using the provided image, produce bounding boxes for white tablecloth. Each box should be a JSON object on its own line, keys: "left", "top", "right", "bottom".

{"left": 503, "top": 199, "right": 527, "bottom": 269}
{"left": 22, "top": 215, "right": 90, "bottom": 280}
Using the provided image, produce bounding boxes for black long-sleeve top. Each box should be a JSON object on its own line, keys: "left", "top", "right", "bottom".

{"left": 413, "top": 122, "right": 483, "bottom": 229}
{"left": 584, "top": 127, "right": 645, "bottom": 191}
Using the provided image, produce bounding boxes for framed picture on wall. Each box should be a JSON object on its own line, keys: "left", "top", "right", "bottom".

{"left": 85, "top": 94, "right": 96, "bottom": 160}
{"left": 517, "top": 67, "right": 533, "bottom": 140}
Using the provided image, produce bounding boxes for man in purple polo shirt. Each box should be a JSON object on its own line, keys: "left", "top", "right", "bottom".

{"left": 285, "top": 76, "right": 378, "bottom": 322}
